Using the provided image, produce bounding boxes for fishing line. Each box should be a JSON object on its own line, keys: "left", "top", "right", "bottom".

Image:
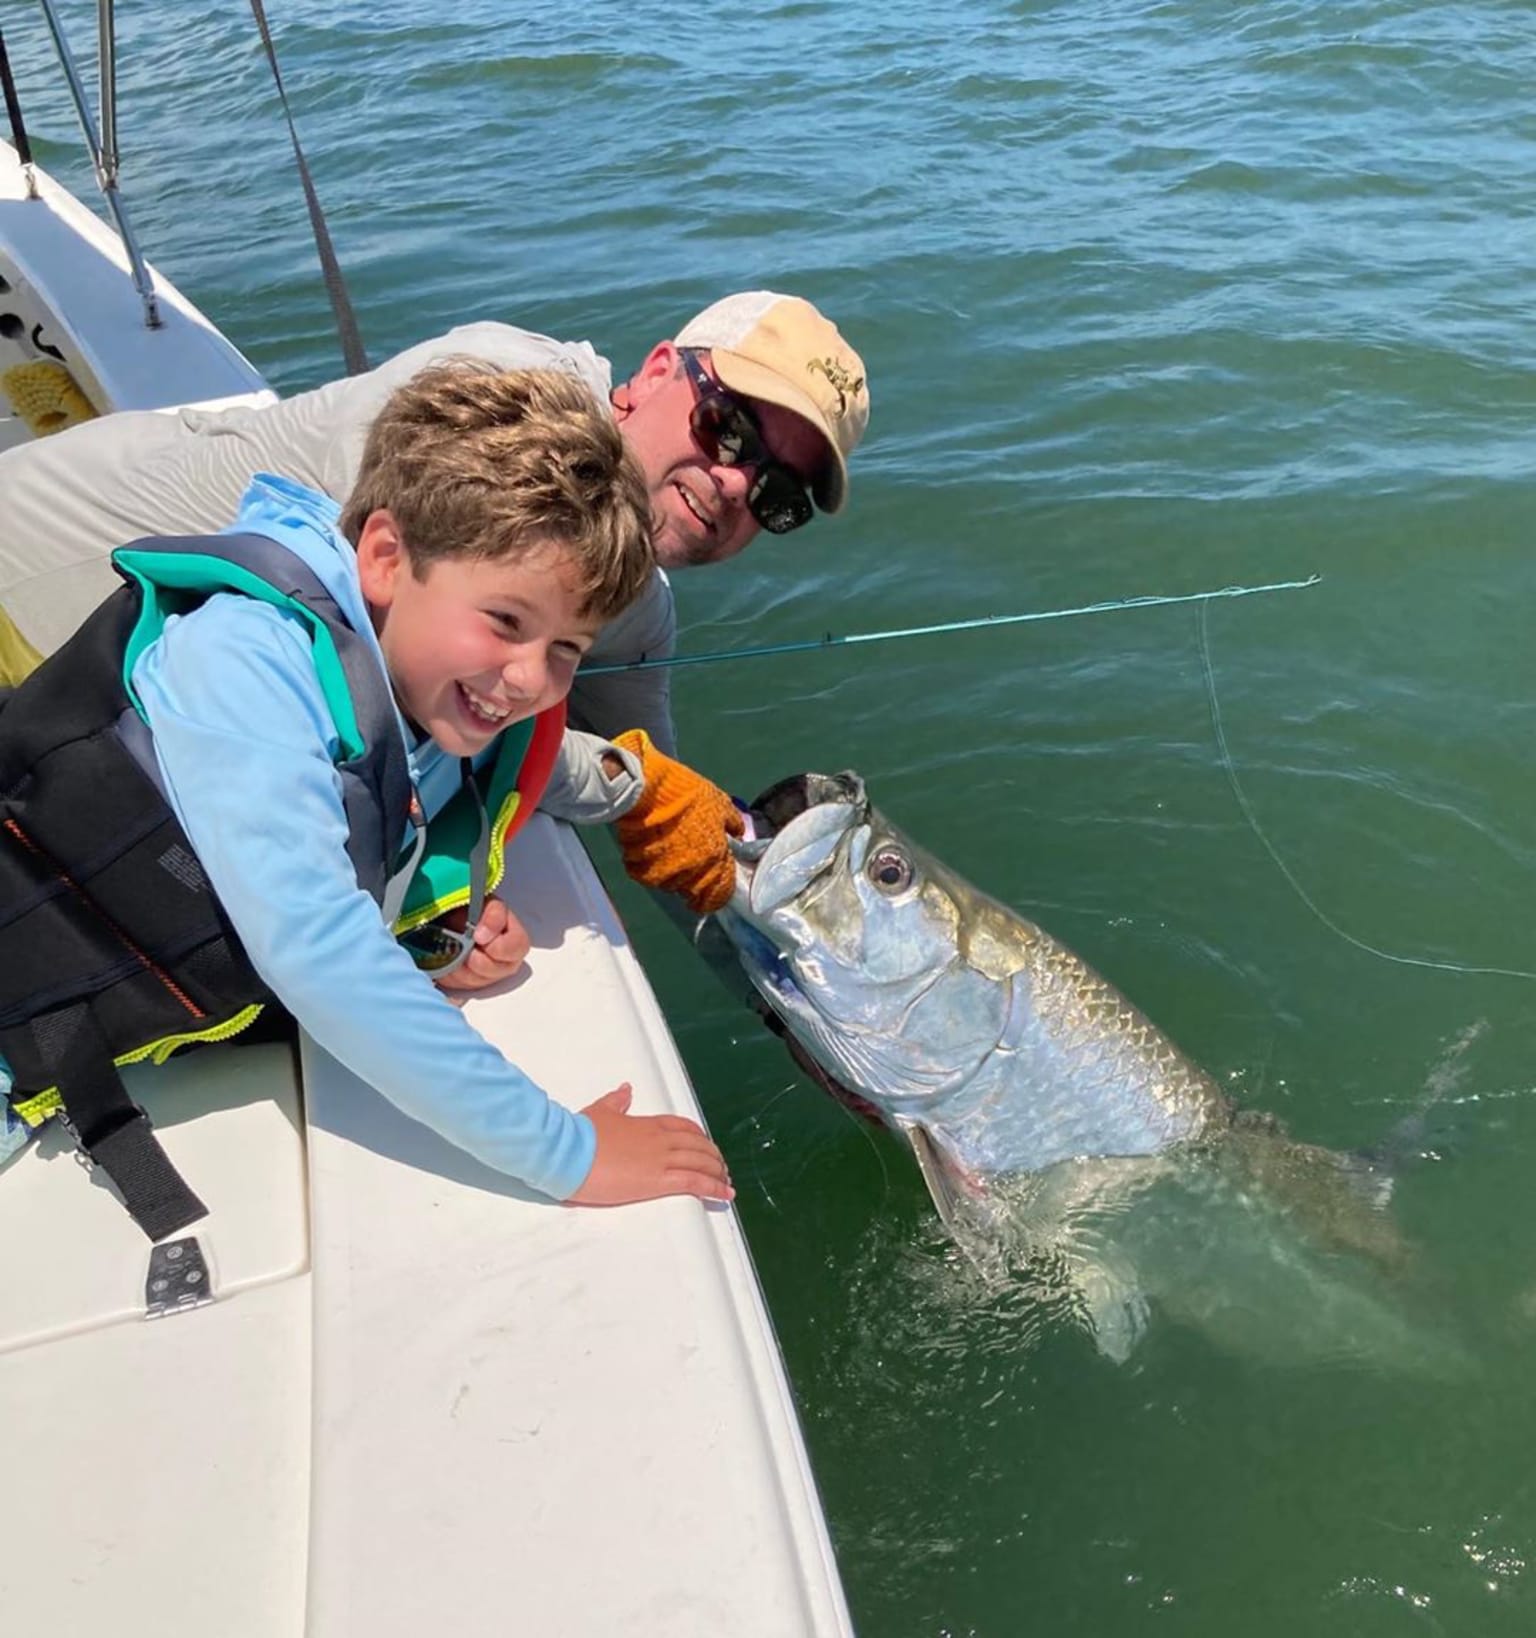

{"left": 582, "top": 574, "right": 1321, "bottom": 675}
{"left": 1196, "top": 597, "right": 1536, "bottom": 983}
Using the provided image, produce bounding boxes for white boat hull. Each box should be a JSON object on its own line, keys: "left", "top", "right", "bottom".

{"left": 1, "top": 136, "right": 272, "bottom": 455}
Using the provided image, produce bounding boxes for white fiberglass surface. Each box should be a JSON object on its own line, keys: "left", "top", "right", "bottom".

{"left": 303, "top": 816, "right": 852, "bottom": 1638}
{"left": 0, "top": 139, "right": 271, "bottom": 421}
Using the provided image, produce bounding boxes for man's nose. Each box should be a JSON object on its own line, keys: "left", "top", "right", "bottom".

{"left": 711, "top": 460, "right": 753, "bottom": 503}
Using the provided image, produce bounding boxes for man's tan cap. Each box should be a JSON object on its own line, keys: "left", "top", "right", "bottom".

{"left": 674, "top": 291, "right": 869, "bottom": 513}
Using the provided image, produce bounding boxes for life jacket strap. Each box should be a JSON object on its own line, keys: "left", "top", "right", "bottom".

{"left": 3, "top": 1004, "right": 207, "bottom": 1242}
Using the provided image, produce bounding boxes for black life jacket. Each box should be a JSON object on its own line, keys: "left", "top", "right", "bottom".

{"left": 0, "top": 532, "right": 412, "bottom": 1241}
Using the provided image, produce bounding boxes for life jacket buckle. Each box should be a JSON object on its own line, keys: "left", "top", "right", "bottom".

{"left": 56, "top": 1110, "right": 97, "bottom": 1174}
{"left": 144, "top": 1235, "right": 214, "bottom": 1318}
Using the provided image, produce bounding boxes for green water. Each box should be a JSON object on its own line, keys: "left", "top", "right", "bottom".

{"left": 9, "top": 0, "right": 1536, "bottom": 1630}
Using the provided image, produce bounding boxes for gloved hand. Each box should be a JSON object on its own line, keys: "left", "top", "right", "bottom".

{"left": 611, "top": 729, "right": 744, "bottom": 914}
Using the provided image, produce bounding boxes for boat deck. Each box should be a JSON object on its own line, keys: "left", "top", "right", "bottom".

{"left": 1, "top": 817, "right": 851, "bottom": 1635}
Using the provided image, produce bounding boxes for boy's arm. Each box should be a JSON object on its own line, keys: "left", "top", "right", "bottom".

{"left": 132, "top": 596, "right": 598, "bottom": 1198}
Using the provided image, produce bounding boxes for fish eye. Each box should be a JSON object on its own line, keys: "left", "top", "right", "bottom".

{"left": 867, "top": 846, "right": 913, "bottom": 895}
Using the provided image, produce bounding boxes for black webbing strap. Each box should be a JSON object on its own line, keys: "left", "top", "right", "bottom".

{"left": 247, "top": 0, "right": 369, "bottom": 376}
{"left": 28, "top": 1004, "right": 207, "bottom": 1243}
{"left": 0, "top": 29, "right": 33, "bottom": 170}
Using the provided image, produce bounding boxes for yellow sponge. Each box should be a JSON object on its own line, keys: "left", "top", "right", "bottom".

{"left": 1, "top": 358, "right": 98, "bottom": 438}
{"left": 0, "top": 601, "right": 42, "bottom": 686}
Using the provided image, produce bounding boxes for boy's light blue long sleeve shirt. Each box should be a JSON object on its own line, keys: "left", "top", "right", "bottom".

{"left": 126, "top": 474, "right": 596, "bottom": 1199}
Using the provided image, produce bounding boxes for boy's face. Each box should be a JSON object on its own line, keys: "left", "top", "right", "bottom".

{"left": 356, "top": 511, "right": 601, "bottom": 756}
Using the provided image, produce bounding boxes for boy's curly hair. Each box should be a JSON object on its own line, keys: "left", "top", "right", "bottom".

{"left": 340, "top": 362, "right": 653, "bottom": 621}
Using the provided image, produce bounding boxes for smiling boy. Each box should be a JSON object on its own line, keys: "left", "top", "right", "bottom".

{"left": 0, "top": 363, "right": 732, "bottom": 1234}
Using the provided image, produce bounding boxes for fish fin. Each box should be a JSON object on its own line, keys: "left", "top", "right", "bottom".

{"left": 895, "top": 1121, "right": 1013, "bottom": 1283}
{"left": 1065, "top": 1245, "right": 1151, "bottom": 1364}
{"left": 894, "top": 1120, "right": 988, "bottom": 1233}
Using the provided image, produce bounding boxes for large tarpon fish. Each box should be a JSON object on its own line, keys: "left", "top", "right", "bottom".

{"left": 714, "top": 772, "right": 1458, "bottom": 1368}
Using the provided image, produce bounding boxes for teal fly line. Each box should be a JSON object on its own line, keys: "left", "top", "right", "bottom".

{"left": 581, "top": 574, "right": 1322, "bottom": 675}
{"left": 1196, "top": 597, "right": 1536, "bottom": 983}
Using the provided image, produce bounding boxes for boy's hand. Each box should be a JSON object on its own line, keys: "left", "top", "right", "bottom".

{"left": 611, "top": 729, "right": 743, "bottom": 915}
{"left": 567, "top": 1083, "right": 734, "bottom": 1206}
{"left": 432, "top": 897, "right": 532, "bottom": 993}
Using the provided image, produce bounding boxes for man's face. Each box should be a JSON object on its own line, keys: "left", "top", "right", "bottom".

{"left": 616, "top": 343, "right": 829, "bottom": 569}
{"left": 356, "top": 511, "right": 601, "bottom": 756}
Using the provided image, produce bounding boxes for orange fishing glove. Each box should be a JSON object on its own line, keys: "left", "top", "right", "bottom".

{"left": 612, "top": 729, "right": 744, "bottom": 914}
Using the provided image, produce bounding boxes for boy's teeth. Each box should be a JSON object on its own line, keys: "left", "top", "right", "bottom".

{"left": 462, "top": 686, "right": 509, "bottom": 723}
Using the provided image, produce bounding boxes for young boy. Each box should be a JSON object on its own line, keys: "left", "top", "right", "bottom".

{"left": 0, "top": 363, "right": 732, "bottom": 1237}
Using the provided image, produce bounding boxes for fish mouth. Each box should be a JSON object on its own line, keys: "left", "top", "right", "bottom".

{"left": 743, "top": 771, "right": 866, "bottom": 836}
{"left": 730, "top": 771, "right": 868, "bottom": 916}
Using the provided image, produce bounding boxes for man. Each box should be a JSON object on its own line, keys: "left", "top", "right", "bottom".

{"left": 0, "top": 290, "right": 869, "bottom": 966}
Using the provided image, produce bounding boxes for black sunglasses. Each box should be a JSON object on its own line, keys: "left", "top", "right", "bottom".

{"left": 383, "top": 760, "right": 491, "bottom": 978}
{"left": 680, "top": 350, "right": 816, "bottom": 536}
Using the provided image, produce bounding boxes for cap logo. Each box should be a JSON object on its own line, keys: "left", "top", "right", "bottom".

{"left": 807, "top": 357, "right": 865, "bottom": 418}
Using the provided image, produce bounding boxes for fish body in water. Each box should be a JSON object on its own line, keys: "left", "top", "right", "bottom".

{"left": 716, "top": 772, "right": 1232, "bottom": 1197}
{"left": 715, "top": 773, "right": 1447, "bottom": 1368}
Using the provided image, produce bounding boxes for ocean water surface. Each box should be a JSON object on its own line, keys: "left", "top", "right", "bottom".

{"left": 9, "top": 1, "right": 1536, "bottom": 1631}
